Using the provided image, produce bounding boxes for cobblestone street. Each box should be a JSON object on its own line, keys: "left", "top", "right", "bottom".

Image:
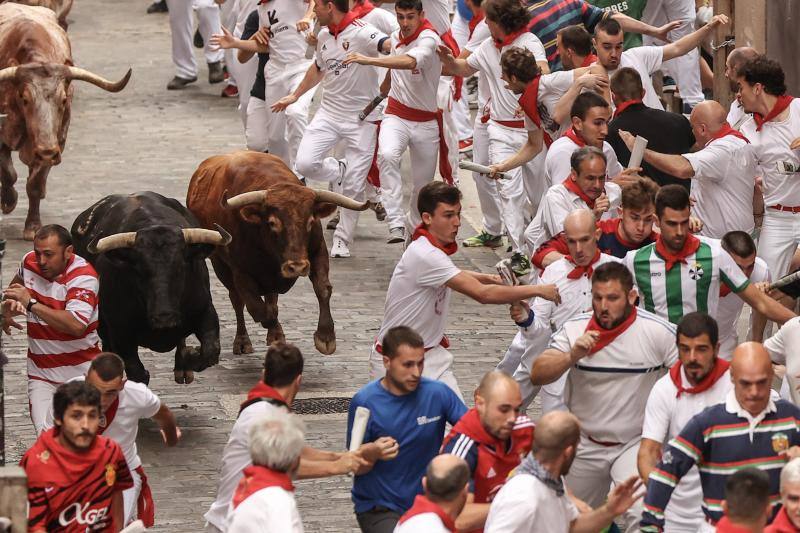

{"left": 0, "top": 1, "right": 520, "bottom": 530}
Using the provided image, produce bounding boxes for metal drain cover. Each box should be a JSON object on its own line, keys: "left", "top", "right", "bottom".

{"left": 292, "top": 397, "right": 351, "bottom": 415}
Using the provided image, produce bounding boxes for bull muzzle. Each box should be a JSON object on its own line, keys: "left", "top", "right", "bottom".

{"left": 88, "top": 224, "right": 232, "bottom": 254}
{"left": 34, "top": 145, "right": 62, "bottom": 165}
{"left": 282, "top": 260, "right": 310, "bottom": 278}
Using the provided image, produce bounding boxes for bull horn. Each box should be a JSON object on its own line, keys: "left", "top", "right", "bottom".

{"left": 0, "top": 66, "right": 19, "bottom": 84}
{"left": 66, "top": 66, "right": 132, "bottom": 93}
{"left": 88, "top": 232, "right": 137, "bottom": 254}
{"left": 220, "top": 189, "right": 268, "bottom": 210}
{"left": 182, "top": 224, "right": 232, "bottom": 246}
{"left": 56, "top": 0, "right": 74, "bottom": 25}
{"left": 313, "top": 189, "right": 371, "bottom": 211}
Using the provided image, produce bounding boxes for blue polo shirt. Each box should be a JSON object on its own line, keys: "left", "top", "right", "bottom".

{"left": 348, "top": 378, "right": 467, "bottom": 514}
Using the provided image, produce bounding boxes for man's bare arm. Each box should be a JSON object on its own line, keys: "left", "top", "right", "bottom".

{"left": 637, "top": 438, "right": 663, "bottom": 481}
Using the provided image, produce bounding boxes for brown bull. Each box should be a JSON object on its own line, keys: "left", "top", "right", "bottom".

{"left": 186, "top": 151, "right": 369, "bottom": 356}
{"left": 0, "top": 0, "right": 73, "bottom": 29}
{"left": 0, "top": 3, "right": 131, "bottom": 240}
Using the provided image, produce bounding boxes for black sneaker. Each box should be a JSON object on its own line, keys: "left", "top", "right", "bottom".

{"left": 146, "top": 0, "right": 168, "bottom": 13}
{"left": 208, "top": 61, "right": 225, "bottom": 84}
{"left": 166, "top": 75, "right": 197, "bottom": 90}
{"left": 194, "top": 29, "right": 204, "bottom": 49}
{"left": 326, "top": 212, "right": 339, "bottom": 230}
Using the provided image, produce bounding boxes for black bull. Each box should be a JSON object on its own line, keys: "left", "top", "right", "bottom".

{"left": 71, "top": 191, "right": 231, "bottom": 384}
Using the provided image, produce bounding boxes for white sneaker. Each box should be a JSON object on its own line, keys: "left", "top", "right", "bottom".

{"left": 387, "top": 227, "right": 405, "bottom": 244}
{"left": 330, "top": 237, "right": 351, "bottom": 258}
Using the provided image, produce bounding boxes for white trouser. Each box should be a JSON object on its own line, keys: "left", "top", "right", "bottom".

{"left": 471, "top": 117, "right": 503, "bottom": 236}
{"left": 167, "top": 0, "right": 224, "bottom": 79}
{"left": 698, "top": 521, "right": 716, "bottom": 533}
{"left": 227, "top": 53, "right": 256, "bottom": 126}
{"left": 642, "top": 0, "right": 703, "bottom": 106}
{"left": 449, "top": 11, "right": 473, "bottom": 141}
{"left": 757, "top": 209, "right": 800, "bottom": 280}
{"left": 540, "top": 374, "right": 568, "bottom": 413}
{"left": 28, "top": 379, "right": 58, "bottom": 435}
{"left": 122, "top": 467, "right": 143, "bottom": 526}
{"left": 245, "top": 97, "right": 289, "bottom": 155}
{"left": 378, "top": 115, "right": 439, "bottom": 231}
{"left": 566, "top": 437, "right": 643, "bottom": 533}
{"left": 295, "top": 109, "right": 378, "bottom": 245}
{"left": 369, "top": 344, "right": 463, "bottom": 401}
{"left": 264, "top": 62, "right": 314, "bottom": 171}
{"left": 438, "top": 78, "right": 460, "bottom": 185}
{"left": 487, "top": 122, "right": 533, "bottom": 252}
{"left": 525, "top": 149, "right": 550, "bottom": 215}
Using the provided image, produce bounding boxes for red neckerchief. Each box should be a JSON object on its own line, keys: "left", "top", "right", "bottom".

{"left": 353, "top": 0, "right": 375, "bottom": 17}
{"left": 766, "top": 506, "right": 800, "bottom": 532}
{"left": 97, "top": 397, "right": 120, "bottom": 435}
{"left": 23, "top": 428, "right": 112, "bottom": 487}
{"left": 232, "top": 465, "right": 295, "bottom": 509}
{"left": 412, "top": 224, "right": 457, "bottom": 255}
{"left": 242, "top": 381, "right": 289, "bottom": 410}
{"left": 563, "top": 177, "right": 598, "bottom": 209}
{"left": 397, "top": 19, "right": 436, "bottom": 47}
{"left": 449, "top": 408, "right": 502, "bottom": 448}
{"left": 328, "top": 10, "right": 360, "bottom": 40}
{"left": 397, "top": 495, "right": 456, "bottom": 532}
{"left": 467, "top": 11, "right": 484, "bottom": 39}
{"left": 716, "top": 517, "right": 758, "bottom": 533}
{"left": 493, "top": 23, "right": 530, "bottom": 50}
{"left": 655, "top": 233, "right": 701, "bottom": 271}
{"left": 669, "top": 358, "right": 729, "bottom": 398}
{"left": 753, "top": 95, "right": 795, "bottom": 131}
{"left": 584, "top": 306, "right": 637, "bottom": 354}
{"left": 707, "top": 122, "right": 749, "bottom": 145}
{"left": 613, "top": 99, "right": 643, "bottom": 118}
{"left": 581, "top": 53, "right": 598, "bottom": 67}
{"left": 563, "top": 126, "right": 586, "bottom": 147}
{"left": 565, "top": 249, "right": 601, "bottom": 279}
{"left": 519, "top": 77, "right": 554, "bottom": 147}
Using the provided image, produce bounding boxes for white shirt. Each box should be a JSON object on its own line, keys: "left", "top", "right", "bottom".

{"left": 605, "top": 46, "right": 664, "bottom": 111}
{"left": 684, "top": 134, "right": 757, "bottom": 238}
{"left": 523, "top": 71, "right": 575, "bottom": 141}
{"left": 226, "top": 486, "right": 304, "bottom": 533}
{"left": 728, "top": 100, "right": 751, "bottom": 130}
{"left": 764, "top": 316, "right": 800, "bottom": 405}
{"left": 394, "top": 513, "right": 450, "bottom": 533}
{"left": 544, "top": 135, "right": 623, "bottom": 184}
{"left": 484, "top": 473, "right": 579, "bottom": 533}
{"left": 740, "top": 99, "right": 800, "bottom": 207}
{"left": 204, "top": 401, "right": 288, "bottom": 530}
{"left": 421, "top": 0, "right": 449, "bottom": 35}
{"left": 257, "top": 0, "right": 311, "bottom": 69}
{"left": 464, "top": 20, "right": 490, "bottom": 110}
{"left": 717, "top": 257, "right": 770, "bottom": 359}
{"left": 467, "top": 33, "right": 546, "bottom": 122}
{"left": 315, "top": 20, "right": 387, "bottom": 122}
{"left": 527, "top": 180, "right": 622, "bottom": 248}
{"left": 549, "top": 309, "right": 678, "bottom": 443}
{"left": 641, "top": 368, "right": 732, "bottom": 531}
{"left": 388, "top": 28, "right": 441, "bottom": 112}
{"left": 359, "top": 6, "right": 398, "bottom": 35}
{"left": 377, "top": 236, "right": 461, "bottom": 349}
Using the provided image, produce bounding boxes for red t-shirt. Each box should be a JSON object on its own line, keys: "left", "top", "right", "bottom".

{"left": 21, "top": 428, "right": 133, "bottom": 532}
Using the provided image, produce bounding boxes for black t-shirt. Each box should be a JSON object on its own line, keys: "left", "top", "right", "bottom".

{"left": 241, "top": 9, "right": 269, "bottom": 100}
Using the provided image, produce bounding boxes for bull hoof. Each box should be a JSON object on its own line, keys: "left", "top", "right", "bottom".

{"left": 1, "top": 187, "right": 17, "bottom": 214}
{"left": 174, "top": 369, "right": 195, "bottom": 384}
{"left": 314, "top": 332, "right": 336, "bottom": 355}
{"left": 267, "top": 330, "right": 285, "bottom": 346}
{"left": 233, "top": 335, "right": 253, "bottom": 355}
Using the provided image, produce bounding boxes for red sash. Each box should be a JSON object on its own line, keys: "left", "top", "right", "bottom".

{"left": 519, "top": 77, "right": 553, "bottom": 147}
{"left": 328, "top": 10, "right": 359, "bottom": 40}
{"left": 565, "top": 250, "right": 601, "bottom": 279}
{"left": 563, "top": 126, "right": 586, "bottom": 147}
{"left": 581, "top": 53, "right": 598, "bottom": 67}
{"left": 707, "top": 122, "right": 749, "bottom": 144}
{"left": 397, "top": 495, "right": 456, "bottom": 531}
{"left": 367, "top": 120, "right": 381, "bottom": 187}
{"left": 613, "top": 99, "right": 642, "bottom": 118}
{"left": 584, "top": 307, "right": 637, "bottom": 354}
{"left": 563, "top": 177, "right": 597, "bottom": 209}
{"left": 467, "top": 11, "right": 484, "bottom": 39}
{"left": 753, "top": 95, "right": 795, "bottom": 131}
{"left": 655, "top": 233, "right": 700, "bottom": 271}
{"left": 232, "top": 465, "right": 295, "bottom": 509}
{"left": 134, "top": 465, "right": 155, "bottom": 527}
{"left": 669, "top": 358, "right": 729, "bottom": 398}
{"left": 440, "top": 29, "right": 463, "bottom": 101}
{"left": 97, "top": 397, "right": 120, "bottom": 435}
{"left": 386, "top": 97, "right": 454, "bottom": 184}
{"left": 411, "top": 224, "right": 457, "bottom": 255}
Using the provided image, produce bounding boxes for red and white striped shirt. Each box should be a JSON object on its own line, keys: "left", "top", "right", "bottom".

{"left": 19, "top": 251, "right": 101, "bottom": 383}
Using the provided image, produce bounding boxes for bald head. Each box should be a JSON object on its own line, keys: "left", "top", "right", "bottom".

{"left": 425, "top": 454, "right": 470, "bottom": 503}
{"left": 726, "top": 47, "right": 759, "bottom": 91}
{"left": 564, "top": 209, "right": 597, "bottom": 235}
{"left": 731, "top": 342, "right": 773, "bottom": 377}
{"left": 731, "top": 342, "right": 774, "bottom": 416}
{"left": 564, "top": 209, "right": 599, "bottom": 266}
{"left": 477, "top": 370, "right": 519, "bottom": 399}
{"left": 475, "top": 371, "right": 522, "bottom": 440}
{"left": 535, "top": 411, "right": 581, "bottom": 452}
{"left": 690, "top": 101, "right": 729, "bottom": 144}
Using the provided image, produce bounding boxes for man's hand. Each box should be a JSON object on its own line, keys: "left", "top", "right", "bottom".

{"left": 254, "top": 27, "right": 271, "bottom": 47}
{"left": 272, "top": 94, "right": 299, "bottom": 112}
{"left": 536, "top": 284, "right": 561, "bottom": 305}
{"left": 604, "top": 475, "right": 645, "bottom": 516}
{"left": 338, "top": 450, "right": 369, "bottom": 474}
{"left": 753, "top": 281, "right": 770, "bottom": 294}
{"left": 593, "top": 193, "right": 611, "bottom": 217}
{"left": 689, "top": 216, "right": 703, "bottom": 233}
{"left": 790, "top": 138, "right": 800, "bottom": 151}
{"left": 706, "top": 14, "right": 730, "bottom": 31}
{"left": 650, "top": 20, "right": 683, "bottom": 42}
{"left": 3, "top": 283, "right": 32, "bottom": 307}
{"left": 344, "top": 52, "right": 370, "bottom": 66}
{"left": 1, "top": 299, "right": 25, "bottom": 334}
{"left": 305, "top": 31, "right": 318, "bottom": 48}
{"left": 487, "top": 164, "right": 505, "bottom": 180}
{"left": 209, "top": 26, "right": 236, "bottom": 50}
{"left": 570, "top": 331, "right": 600, "bottom": 362}
{"left": 577, "top": 72, "right": 609, "bottom": 93}
{"left": 612, "top": 167, "right": 644, "bottom": 188}
{"left": 296, "top": 17, "right": 313, "bottom": 32}
{"left": 618, "top": 129, "right": 636, "bottom": 151}
{"left": 436, "top": 44, "right": 455, "bottom": 64}
{"left": 510, "top": 300, "right": 530, "bottom": 323}
{"left": 374, "top": 436, "right": 399, "bottom": 460}
{"left": 161, "top": 427, "right": 182, "bottom": 447}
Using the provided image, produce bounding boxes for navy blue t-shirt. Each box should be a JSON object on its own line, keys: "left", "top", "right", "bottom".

{"left": 347, "top": 378, "right": 467, "bottom": 514}
{"left": 241, "top": 9, "right": 269, "bottom": 100}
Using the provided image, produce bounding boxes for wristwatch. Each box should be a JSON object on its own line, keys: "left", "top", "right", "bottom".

{"left": 26, "top": 298, "right": 38, "bottom": 313}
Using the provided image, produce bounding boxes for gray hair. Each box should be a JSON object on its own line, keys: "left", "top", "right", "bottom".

{"left": 781, "top": 458, "right": 800, "bottom": 489}
{"left": 248, "top": 410, "right": 306, "bottom": 472}
{"left": 570, "top": 145, "right": 607, "bottom": 174}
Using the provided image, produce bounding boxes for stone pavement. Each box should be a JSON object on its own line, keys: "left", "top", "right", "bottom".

{"left": 0, "top": 1, "right": 521, "bottom": 531}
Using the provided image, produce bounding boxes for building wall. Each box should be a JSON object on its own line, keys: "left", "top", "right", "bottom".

{"left": 766, "top": 0, "right": 800, "bottom": 95}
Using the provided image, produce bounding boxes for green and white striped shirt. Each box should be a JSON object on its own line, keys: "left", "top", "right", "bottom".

{"left": 624, "top": 236, "right": 750, "bottom": 324}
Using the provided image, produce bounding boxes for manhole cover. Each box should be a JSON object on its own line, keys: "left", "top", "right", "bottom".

{"left": 292, "top": 397, "right": 351, "bottom": 414}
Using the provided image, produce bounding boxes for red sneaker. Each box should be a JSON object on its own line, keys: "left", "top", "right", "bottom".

{"left": 221, "top": 84, "right": 239, "bottom": 98}
{"left": 458, "top": 138, "right": 473, "bottom": 153}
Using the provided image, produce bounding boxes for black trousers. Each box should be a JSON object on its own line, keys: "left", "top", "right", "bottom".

{"left": 356, "top": 507, "right": 401, "bottom": 533}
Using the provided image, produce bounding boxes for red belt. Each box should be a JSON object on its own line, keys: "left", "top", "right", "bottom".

{"left": 587, "top": 435, "right": 623, "bottom": 447}
{"left": 492, "top": 119, "right": 525, "bottom": 129}
{"left": 440, "top": 30, "right": 462, "bottom": 101}
{"left": 375, "top": 335, "right": 450, "bottom": 354}
{"left": 769, "top": 204, "right": 800, "bottom": 213}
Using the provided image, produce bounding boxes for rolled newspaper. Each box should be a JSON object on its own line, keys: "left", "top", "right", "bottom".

{"left": 628, "top": 135, "right": 648, "bottom": 169}
{"left": 770, "top": 270, "right": 800, "bottom": 291}
{"left": 458, "top": 160, "right": 510, "bottom": 180}
{"left": 304, "top": 23, "right": 321, "bottom": 60}
{"left": 348, "top": 406, "right": 371, "bottom": 452}
{"left": 359, "top": 95, "right": 386, "bottom": 121}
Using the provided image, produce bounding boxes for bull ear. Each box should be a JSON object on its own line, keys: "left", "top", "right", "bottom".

{"left": 238, "top": 205, "right": 263, "bottom": 225}
{"left": 313, "top": 202, "right": 337, "bottom": 220}
{"left": 187, "top": 244, "right": 215, "bottom": 261}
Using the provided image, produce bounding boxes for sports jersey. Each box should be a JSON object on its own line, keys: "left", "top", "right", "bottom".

{"left": 765, "top": 317, "right": 800, "bottom": 406}
{"left": 717, "top": 257, "right": 770, "bottom": 359}
{"left": 544, "top": 134, "right": 624, "bottom": 183}
{"left": 740, "top": 98, "right": 800, "bottom": 207}
{"left": 464, "top": 19, "right": 490, "bottom": 110}
{"left": 19, "top": 251, "right": 101, "bottom": 384}
{"left": 467, "top": 32, "right": 546, "bottom": 123}
{"left": 315, "top": 19, "right": 387, "bottom": 123}
{"left": 395, "top": 495, "right": 455, "bottom": 533}
{"left": 683, "top": 129, "right": 758, "bottom": 238}
{"left": 257, "top": 0, "right": 310, "bottom": 70}
{"left": 526, "top": 0, "right": 606, "bottom": 71}
{"left": 605, "top": 46, "right": 665, "bottom": 111}
{"left": 641, "top": 364, "right": 732, "bottom": 532}
{"left": 349, "top": 377, "right": 466, "bottom": 514}
{"left": 520, "top": 70, "right": 576, "bottom": 144}
{"left": 388, "top": 25, "right": 441, "bottom": 112}
{"left": 549, "top": 308, "right": 677, "bottom": 443}
{"left": 641, "top": 393, "right": 800, "bottom": 530}
{"left": 588, "top": 0, "right": 647, "bottom": 48}
{"left": 376, "top": 234, "right": 461, "bottom": 349}
{"left": 442, "top": 409, "right": 534, "bottom": 509}
{"left": 625, "top": 235, "right": 751, "bottom": 324}
{"left": 21, "top": 428, "right": 133, "bottom": 532}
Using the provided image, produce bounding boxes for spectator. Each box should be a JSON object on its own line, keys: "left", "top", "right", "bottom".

{"left": 165, "top": 0, "right": 225, "bottom": 89}
{"left": 556, "top": 24, "right": 597, "bottom": 69}
{"left": 767, "top": 459, "right": 800, "bottom": 532}
{"left": 395, "top": 454, "right": 471, "bottom": 532}
{"left": 226, "top": 410, "right": 306, "bottom": 533}
{"left": 725, "top": 47, "right": 760, "bottom": 128}
{"left": 717, "top": 468, "right": 772, "bottom": 532}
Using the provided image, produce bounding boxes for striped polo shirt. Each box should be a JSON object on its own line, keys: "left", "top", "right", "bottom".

{"left": 641, "top": 392, "right": 800, "bottom": 531}
{"left": 624, "top": 236, "right": 751, "bottom": 324}
{"left": 527, "top": 0, "right": 606, "bottom": 71}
